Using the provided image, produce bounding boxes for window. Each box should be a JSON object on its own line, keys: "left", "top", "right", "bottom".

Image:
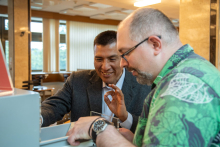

{"left": 5, "top": 19, "right": 8, "bottom": 30}
{"left": 0, "top": 17, "right": 9, "bottom": 69}
{"left": 31, "top": 21, "right": 43, "bottom": 71}
{"left": 5, "top": 40, "right": 9, "bottom": 67}
{"left": 59, "top": 43, "right": 66, "bottom": 71}
{"left": 31, "top": 42, "right": 43, "bottom": 71}
{"left": 31, "top": 21, "right": 43, "bottom": 33}
{"left": 59, "top": 22, "right": 67, "bottom": 71}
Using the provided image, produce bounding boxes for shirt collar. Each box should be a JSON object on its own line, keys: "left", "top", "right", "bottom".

{"left": 152, "top": 44, "right": 194, "bottom": 89}
{"left": 103, "top": 68, "right": 125, "bottom": 90}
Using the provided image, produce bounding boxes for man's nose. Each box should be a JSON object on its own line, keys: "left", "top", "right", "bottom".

{"left": 120, "top": 58, "right": 128, "bottom": 68}
{"left": 102, "top": 60, "right": 111, "bottom": 70}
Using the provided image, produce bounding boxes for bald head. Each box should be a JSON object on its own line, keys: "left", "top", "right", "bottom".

{"left": 119, "top": 8, "right": 179, "bottom": 46}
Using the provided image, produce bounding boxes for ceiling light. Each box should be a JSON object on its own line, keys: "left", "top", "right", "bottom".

{"left": 59, "top": 8, "right": 80, "bottom": 14}
{"left": 134, "top": 0, "right": 161, "bottom": 7}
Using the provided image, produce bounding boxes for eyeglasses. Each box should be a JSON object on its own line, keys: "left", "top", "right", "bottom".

{"left": 120, "top": 36, "right": 161, "bottom": 62}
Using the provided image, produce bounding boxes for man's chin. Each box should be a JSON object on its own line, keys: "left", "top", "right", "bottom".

{"left": 102, "top": 79, "right": 113, "bottom": 85}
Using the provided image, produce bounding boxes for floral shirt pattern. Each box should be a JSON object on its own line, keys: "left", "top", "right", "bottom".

{"left": 133, "top": 44, "right": 220, "bottom": 147}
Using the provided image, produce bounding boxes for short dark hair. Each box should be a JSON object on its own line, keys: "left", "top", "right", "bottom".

{"left": 94, "top": 30, "right": 117, "bottom": 46}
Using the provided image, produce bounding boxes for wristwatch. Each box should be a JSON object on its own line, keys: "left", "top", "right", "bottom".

{"left": 91, "top": 118, "right": 111, "bottom": 143}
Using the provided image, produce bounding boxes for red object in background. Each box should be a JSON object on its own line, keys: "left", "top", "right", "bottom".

{"left": 0, "top": 40, "right": 13, "bottom": 91}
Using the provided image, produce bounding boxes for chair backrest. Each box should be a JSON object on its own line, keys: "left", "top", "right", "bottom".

{"left": 22, "top": 80, "right": 33, "bottom": 90}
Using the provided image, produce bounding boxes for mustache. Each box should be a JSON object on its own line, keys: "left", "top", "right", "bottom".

{"left": 126, "top": 67, "right": 137, "bottom": 72}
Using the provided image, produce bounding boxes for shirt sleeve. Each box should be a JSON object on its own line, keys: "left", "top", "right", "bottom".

{"left": 119, "top": 112, "right": 133, "bottom": 130}
{"left": 40, "top": 115, "right": 43, "bottom": 126}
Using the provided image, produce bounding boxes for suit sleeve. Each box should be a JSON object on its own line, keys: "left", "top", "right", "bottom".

{"left": 41, "top": 72, "right": 75, "bottom": 127}
{"left": 130, "top": 114, "right": 139, "bottom": 133}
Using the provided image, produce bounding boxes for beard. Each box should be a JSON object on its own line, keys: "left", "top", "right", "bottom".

{"left": 127, "top": 67, "right": 153, "bottom": 86}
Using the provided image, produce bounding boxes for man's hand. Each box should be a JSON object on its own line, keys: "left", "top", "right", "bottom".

{"left": 104, "top": 84, "right": 128, "bottom": 122}
{"left": 67, "top": 116, "right": 99, "bottom": 146}
{"left": 119, "top": 128, "right": 134, "bottom": 142}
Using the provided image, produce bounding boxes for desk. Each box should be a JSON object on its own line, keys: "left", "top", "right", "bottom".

{"left": 40, "top": 123, "right": 96, "bottom": 147}
{"left": 33, "top": 86, "right": 54, "bottom": 101}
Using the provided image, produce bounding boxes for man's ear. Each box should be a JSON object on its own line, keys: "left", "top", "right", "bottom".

{"left": 148, "top": 36, "right": 162, "bottom": 56}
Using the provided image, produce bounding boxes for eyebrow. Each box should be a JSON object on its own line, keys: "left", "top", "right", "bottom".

{"left": 118, "top": 48, "right": 129, "bottom": 53}
{"left": 95, "top": 55, "right": 119, "bottom": 58}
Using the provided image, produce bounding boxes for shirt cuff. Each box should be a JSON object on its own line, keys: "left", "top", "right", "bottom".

{"left": 119, "top": 112, "right": 133, "bottom": 130}
{"left": 40, "top": 115, "right": 43, "bottom": 126}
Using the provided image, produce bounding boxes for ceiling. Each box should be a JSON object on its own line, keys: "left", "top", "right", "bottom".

{"left": 0, "top": 0, "right": 180, "bottom": 26}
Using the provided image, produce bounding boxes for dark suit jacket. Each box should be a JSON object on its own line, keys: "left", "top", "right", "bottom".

{"left": 41, "top": 69, "right": 151, "bottom": 132}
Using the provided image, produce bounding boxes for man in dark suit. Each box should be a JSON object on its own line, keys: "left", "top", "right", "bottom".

{"left": 41, "top": 30, "right": 151, "bottom": 132}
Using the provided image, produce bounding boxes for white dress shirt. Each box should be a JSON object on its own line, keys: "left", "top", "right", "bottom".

{"left": 102, "top": 68, "right": 133, "bottom": 130}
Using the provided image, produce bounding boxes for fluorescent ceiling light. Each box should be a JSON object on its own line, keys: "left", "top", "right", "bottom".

{"left": 134, "top": 0, "right": 161, "bottom": 7}
{"left": 59, "top": 8, "right": 80, "bottom": 14}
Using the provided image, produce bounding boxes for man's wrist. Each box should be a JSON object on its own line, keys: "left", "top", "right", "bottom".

{"left": 96, "top": 125, "right": 115, "bottom": 145}
{"left": 120, "top": 112, "right": 133, "bottom": 130}
{"left": 119, "top": 111, "right": 128, "bottom": 122}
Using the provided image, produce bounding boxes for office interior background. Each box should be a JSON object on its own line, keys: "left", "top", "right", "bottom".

{"left": 0, "top": 0, "right": 218, "bottom": 97}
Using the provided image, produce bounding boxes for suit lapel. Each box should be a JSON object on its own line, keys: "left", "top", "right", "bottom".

{"left": 122, "top": 69, "right": 135, "bottom": 109}
{"left": 87, "top": 72, "right": 103, "bottom": 114}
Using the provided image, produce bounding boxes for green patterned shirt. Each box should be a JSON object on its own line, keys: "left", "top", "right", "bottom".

{"left": 133, "top": 44, "right": 220, "bottom": 147}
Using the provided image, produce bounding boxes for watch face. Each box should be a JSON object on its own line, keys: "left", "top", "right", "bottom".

{"left": 93, "top": 120, "right": 106, "bottom": 132}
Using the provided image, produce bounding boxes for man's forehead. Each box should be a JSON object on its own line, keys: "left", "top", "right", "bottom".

{"left": 117, "top": 27, "right": 133, "bottom": 52}
{"left": 94, "top": 43, "right": 116, "bottom": 51}
{"left": 117, "top": 18, "right": 132, "bottom": 38}
{"left": 117, "top": 17, "right": 134, "bottom": 51}
{"left": 94, "top": 43, "right": 119, "bottom": 56}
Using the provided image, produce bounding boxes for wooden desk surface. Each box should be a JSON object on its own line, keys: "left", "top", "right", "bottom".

{"left": 33, "top": 86, "right": 54, "bottom": 91}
